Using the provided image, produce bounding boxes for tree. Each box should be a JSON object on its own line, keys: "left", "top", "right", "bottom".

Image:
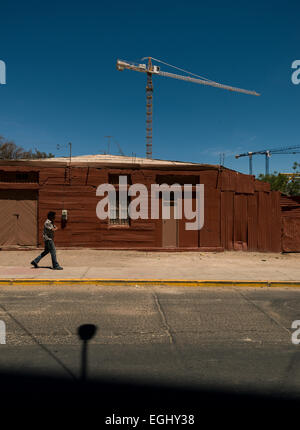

{"left": 257, "top": 162, "right": 300, "bottom": 196}
{"left": 0, "top": 136, "right": 54, "bottom": 159}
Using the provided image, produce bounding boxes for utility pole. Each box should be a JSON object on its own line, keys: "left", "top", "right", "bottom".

{"left": 56, "top": 142, "right": 72, "bottom": 162}
{"left": 249, "top": 152, "right": 253, "bottom": 175}
{"left": 265, "top": 151, "right": 270, "bottom": 175}
{"left": 219, "top": 152, "right": 225, "bottom": 166}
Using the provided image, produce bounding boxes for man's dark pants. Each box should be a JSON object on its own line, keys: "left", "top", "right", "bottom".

{"left": 33, "top": 239, "right": 59, "bottom": 268}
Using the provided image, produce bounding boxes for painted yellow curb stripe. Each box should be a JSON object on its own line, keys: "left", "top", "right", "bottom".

{"left": 0, "top": 279, "right": 300, "bottom": 287}
{"left": 269, "top": 281, "right": 300, "bottom": 288}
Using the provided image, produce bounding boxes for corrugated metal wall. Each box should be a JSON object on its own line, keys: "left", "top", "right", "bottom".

{"left": 0, "top": 164, "right": 283, "bottom": 252}
{"left": 218, "top": 170, "right": 281, "bottom": 252}
{"left": 281, "top": 195, "right": 300, "bottom": 252}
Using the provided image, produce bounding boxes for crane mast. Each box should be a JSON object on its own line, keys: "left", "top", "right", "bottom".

{"left": 117, "top": 57, "right": 260, "bottom": 159}
{"left": 146, "top": 58, "right": 153, "bottom": 159}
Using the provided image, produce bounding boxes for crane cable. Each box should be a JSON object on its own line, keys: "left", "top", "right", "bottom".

{"left": 141, "top": 56, "right": 215, "bottom": 83}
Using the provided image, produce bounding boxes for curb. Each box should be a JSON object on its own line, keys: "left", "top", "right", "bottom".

{"left": 0, "top": 279, "right": 300, "bottom": 287}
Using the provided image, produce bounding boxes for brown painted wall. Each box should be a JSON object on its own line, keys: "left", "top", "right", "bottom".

{"left": 0, "top": 164, "right": 282, "bottom": 251}
{"left": 281, "top": 195, "right": 300, "bottom": 252}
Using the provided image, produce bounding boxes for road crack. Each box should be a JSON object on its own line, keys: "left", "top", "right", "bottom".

{"left": 236, "top": 290, "right": 291, "bottom": 337}
{"left": 152, "top": 291, "right": 175, "bottom": 345}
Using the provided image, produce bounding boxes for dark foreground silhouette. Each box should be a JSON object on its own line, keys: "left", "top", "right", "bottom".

{"left": 1, "top": 324, "right": 298, "bottom": 425}
{"left": 0, "top": 371, "right": 299, "bottom": 426}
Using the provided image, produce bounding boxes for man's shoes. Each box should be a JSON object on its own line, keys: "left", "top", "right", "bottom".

{"left": 53, "top": 266, "right": 63, "bottom": 270}
{"left": 31, "top": 261, "right": 38, "bottom": 268}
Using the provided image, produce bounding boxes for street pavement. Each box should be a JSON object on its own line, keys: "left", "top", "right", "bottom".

{"left": 0, "top": 284, "right": 300, "bottom": 397}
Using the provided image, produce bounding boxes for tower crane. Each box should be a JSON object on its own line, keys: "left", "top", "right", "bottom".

{"left": 117, "top": 57, "right": 260, "bottom": 159}
{"left": 235, "top": 145, "right": 300, "bottom": 175}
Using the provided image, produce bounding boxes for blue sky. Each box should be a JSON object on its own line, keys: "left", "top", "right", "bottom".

{"left": 0, "top": 0, "right": 299, "bottom": 176}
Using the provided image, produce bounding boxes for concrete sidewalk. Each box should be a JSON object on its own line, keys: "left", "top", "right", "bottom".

{"left": 0, "top": 250, "right": 300, "bottom": 286}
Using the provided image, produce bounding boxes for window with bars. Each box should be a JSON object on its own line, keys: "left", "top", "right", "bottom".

{"left": 108, "top": 174, "right": 131, "bottom": 226}
{"left": 109, "top": 192, "right": 131, "bottom": 226}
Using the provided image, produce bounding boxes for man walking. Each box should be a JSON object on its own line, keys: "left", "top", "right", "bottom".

{"left": 31, "top": 211, "right": 63, "bottom": 270}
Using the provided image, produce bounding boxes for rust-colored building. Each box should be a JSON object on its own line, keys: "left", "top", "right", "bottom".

{"left": 0, "top": 154, "right": 283, "bottom": 252}
{"left": 281, "top": 194, "right": 300, "bottom": 252}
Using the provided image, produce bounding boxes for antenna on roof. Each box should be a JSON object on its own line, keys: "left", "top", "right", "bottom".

{"left": 104, "top": 136, "right": 112, "bottom": 154}
{"left": 114, "top": 140, "right": 125, "bottom": 156}
{"left": 131, "top": 152, "right": 136, "bottom": 163}
{"left": 219, "top": 152, "right": 225, "bottom": 166}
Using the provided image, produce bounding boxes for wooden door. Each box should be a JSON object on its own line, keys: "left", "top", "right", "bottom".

{"left": 162, "top": 202, "right": 178, "bottom": 248}
{"left": 0, "top": 190, "right": 37, "bottom": 246}
{"left": 0, "top": 196, "right": 17, "bottom": 245}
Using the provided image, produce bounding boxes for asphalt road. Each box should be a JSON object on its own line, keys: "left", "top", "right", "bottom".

{"left": 0, "top": 285, "right": 300, "bottom": 397}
